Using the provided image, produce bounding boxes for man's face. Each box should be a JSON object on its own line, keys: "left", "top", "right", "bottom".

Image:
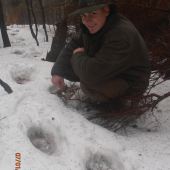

{"left": 81, "top": 6, "right": 110, "bottom": 34}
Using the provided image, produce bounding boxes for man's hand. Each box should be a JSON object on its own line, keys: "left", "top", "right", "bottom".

{"left": 51, "top": 75, "right": 65, "bottom": 88}
{"left": 73, "top": 47, "right": 85, "bottom": 54}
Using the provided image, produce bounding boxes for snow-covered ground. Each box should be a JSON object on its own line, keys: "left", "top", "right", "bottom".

{"left": 0, "top": 25, "right": 170, "bottom": 170}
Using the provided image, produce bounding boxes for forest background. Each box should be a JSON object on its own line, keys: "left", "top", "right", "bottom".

{"left": 1, "top": 0, "right": 170, "bottom": 66}
{"left": 1, "top": 0, "right": 170, "bottom": 54}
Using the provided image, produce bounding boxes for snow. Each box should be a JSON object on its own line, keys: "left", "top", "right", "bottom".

{"left": 0, "top": 25, "right": 170, "bottom": 170}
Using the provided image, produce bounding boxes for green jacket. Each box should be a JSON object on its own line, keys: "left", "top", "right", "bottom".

{"left": 51, "top": 12, "right": 151, "bottom": 86}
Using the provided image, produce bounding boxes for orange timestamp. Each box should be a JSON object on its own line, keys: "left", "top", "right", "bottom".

{"left": 15, "top": 153, "right": 21, "bottom": 169}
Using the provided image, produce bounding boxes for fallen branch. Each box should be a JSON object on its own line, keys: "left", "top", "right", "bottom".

{"left": 0, "top": 116, "right": 6, "bottom": 121}
{"left": 0, "top": 79, "right": 13, "bottom": 94}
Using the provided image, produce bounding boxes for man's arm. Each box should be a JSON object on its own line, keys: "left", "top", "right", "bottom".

{"left": 51, "top": 29, "right": 84, "bottom": 82}
{"left": 70, "top": 37, "right": 131, "bottom": 85}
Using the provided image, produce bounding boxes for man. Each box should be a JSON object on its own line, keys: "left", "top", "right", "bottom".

{"left": 51, "top": 0, "right": 151, "bottom": 102}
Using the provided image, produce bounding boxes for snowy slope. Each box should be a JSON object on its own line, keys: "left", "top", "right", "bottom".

{"left": 0, "top": 25, "right": 170, "bottom": 170}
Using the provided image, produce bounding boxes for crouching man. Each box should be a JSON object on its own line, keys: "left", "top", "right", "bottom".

{"left": 51, "top": 0, "right": 151, "bottom": 102}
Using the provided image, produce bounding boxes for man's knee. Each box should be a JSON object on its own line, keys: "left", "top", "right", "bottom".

{"left": 101, "top": 77, "right": 129, "bottom": 98}
{"left": 80, "top": 81, "right": 109, "bottom": 102}
{"left": 80, "top": 78, "right": 129, "bottom": 102}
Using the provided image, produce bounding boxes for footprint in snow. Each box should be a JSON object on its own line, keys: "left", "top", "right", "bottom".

{"left": 11, "top": 49, "right": 25, "bottom": 55}
{"left": 13, "top": 29, "right": 20, "bottom": 32}
{"left": 27, "top": 123, "right": 67, "bottom": 156}
{"left": 10, "top": 32, "right": 18, "bottom": 36}
{"left": 86, "top": 149, "right": 125, "bottom": 170}
{"left": 18, "top": 37, "right": 25, "bottom": 41}
{"left": 10, "top": 29, "right": 20, "bottom": 36}
{"left": 27, "top": 126, "right": 57, "bottom": 155}
{"left": 29, "top": 47, "right": 42, "bottom": 56}
{"left": 9, "top": 63, "right": 36, "bottom": 84}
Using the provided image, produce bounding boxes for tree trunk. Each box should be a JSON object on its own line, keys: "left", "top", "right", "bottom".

{"left": 0, "top": 0, "right": 11, "bottom": 48}
{"left": 25, "top": 0, "right": 39, "bottom": 46}
{"left": 46, "top": 19, "right": 67, "bottom": 62}
{"left": 38, "top": 0, "right": 48, "bottom": 42}
{"left": 29, "top": 0, "right": 38, "bottom": 38}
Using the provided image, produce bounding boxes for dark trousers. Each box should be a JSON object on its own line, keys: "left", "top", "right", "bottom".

{"left": 80, "top": 77, "right": 129, "bottom": 102}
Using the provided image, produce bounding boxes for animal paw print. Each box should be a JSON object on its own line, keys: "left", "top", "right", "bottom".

{"left": 27, "top": 126, "right": 57, "bottom": 155}
{"left": 9, "top": 63, "right": 36, "bottom": 84}
{"left": 27, "top": 123, "right": 67, "bottom": 156}
{"left": 86, "top": 150, "right": 125, "bottom": 170}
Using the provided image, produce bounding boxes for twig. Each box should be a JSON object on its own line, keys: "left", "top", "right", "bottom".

{"left": 0, "top": 116, "right": 6, "bottom": 121}
{"left": 0, "top": 79, "right": 13, "bottom": 94}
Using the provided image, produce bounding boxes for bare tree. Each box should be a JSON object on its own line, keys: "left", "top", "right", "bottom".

{"left": 38, "top": 0, "right": 48, "bottom": 42}
{"left": 0, "top": 0, "right": 11, "bottom": 47}
{"left": 25, "top": 0, "right": 39, "bottom": 46}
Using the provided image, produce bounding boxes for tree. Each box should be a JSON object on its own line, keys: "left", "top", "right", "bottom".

{"left": 0, "top": 0, "right": 11, "bottom": 47}
{"left": 38, "top": 0, "right": 48, "bottom": 42}
{"left": 25, "top": 0, "right": 39, "bottom": 46}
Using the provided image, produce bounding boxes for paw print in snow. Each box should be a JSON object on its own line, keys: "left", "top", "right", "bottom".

{"left": 27, "top": 123, "right": 67, "bottom": 156}
{"left": 86, "top": 150, "right": 125, "bottom": 170}
{"left": 11, "top": 49, "right": 25, "bottom": 55}
{"left": 9, "top": 63, "right": 36, "bottom": 84}
{"left": 27, "top": 126, "right": 57, "bottom": 155}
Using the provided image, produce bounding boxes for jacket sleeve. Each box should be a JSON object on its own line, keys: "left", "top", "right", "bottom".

{"left": 70, "top": 36, "right": 132, "bottom": 85}
{"left": 51, "top": 29, "right": 84, "bottom": 81}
